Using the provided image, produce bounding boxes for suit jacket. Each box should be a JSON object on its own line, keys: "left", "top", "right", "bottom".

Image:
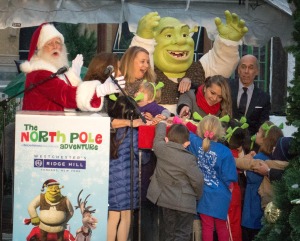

{"left": 230, "top": 79, "right": 271, "bottom": 136}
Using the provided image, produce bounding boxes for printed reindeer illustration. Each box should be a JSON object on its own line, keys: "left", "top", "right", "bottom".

{"left": 75, "top": 189, "right": 98, "bottom": 241}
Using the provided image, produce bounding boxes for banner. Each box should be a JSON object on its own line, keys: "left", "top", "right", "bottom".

{"left": 13, "top": 111, "right": 110, "bottom": 241}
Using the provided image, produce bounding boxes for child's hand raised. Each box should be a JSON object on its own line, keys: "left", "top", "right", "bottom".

{"left": 143, "top": 112, "right": 154, "bottom": 121}
{"left": 179, "top": 106, "right": 191, "bottom": 118}
{"left": 151, "top": 115, "right": 167, "bottom": 125}
{"left": 246, "top": 151, "right": 256, "bottom": 158}
{"left": 155, "top": 114, "right": 167, "bottom": 121}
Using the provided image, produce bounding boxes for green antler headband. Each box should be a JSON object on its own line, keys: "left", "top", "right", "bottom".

{"left": 109, "top": 94, "right": 118, "bottom": 101}
{"left": 219, "top": 115, "right": 230, "bottom": 123}
{"left": 225, "top": 122, "right": 249, "bottom": 143}
{"left": 192, "top": 113, "right": 230, "bottom": 123}
{"left": 261, "top": 122, "right": 284, "bottom": 137}
{"left": 193, "top": 112, "right": 203, "bottom": 121}
{"left": 250, "top": 134, "right": 256, "bottom": 150}
{"left": 239, "top": 116, "right": 247, "bottom": 125}
{"left": 225, "top": 127, "right": 238, "bottom": 143}
{"left": 134, "top": 93, "right": 144, "bottom": 102}
{"left": 109, "top": 93, "right": 144, "bottom": 102}
{"left": 148, "top": 81, "right": 164, "bottom": 100}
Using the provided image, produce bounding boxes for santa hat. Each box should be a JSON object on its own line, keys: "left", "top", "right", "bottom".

{"left": 28, "top": 23, "right": 64, "bottom": 61}
{"left": 41, "top": 179, "right": 60, "bottom": 192}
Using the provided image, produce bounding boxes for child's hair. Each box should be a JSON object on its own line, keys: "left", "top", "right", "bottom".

{"left": 259, "top": 121, "right": 284, "bottom": 156}
{"left": 224, "top": 119, "right": 250, "bottom": 151}
{"left": 107, "top": 95, "right": 140, "bottom": 120}
{"left": 107, "top": 96, "right": 140, "bottom": 159}
{"left": 84, "top": 52, "right": 119, "bottom": 83}
{"left": 167, "top": 124, "right": 189, "bottom": 145}
{"left": 139, "top": 81, "right": 162, "bottom": 103}
{"left": 197, "top": 115, "right": 225, "bottom": 152}
{"left": 204, "top": 75, "right": 232, "bottom": 117}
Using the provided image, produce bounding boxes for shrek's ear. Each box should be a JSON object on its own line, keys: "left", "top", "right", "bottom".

{"left": 190, "top": 26, "right": 198, "bottom": 34}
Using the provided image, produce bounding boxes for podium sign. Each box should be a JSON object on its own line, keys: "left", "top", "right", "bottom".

{"left": 13, "top": 111, "right": 110, "bottom": 241}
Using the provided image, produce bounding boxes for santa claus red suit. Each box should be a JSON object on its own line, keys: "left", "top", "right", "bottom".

{"left": 21, "top": 23, "right": 123, "bottom": 112}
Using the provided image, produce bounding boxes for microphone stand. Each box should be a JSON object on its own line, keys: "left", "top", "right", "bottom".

{"left": 0, "top": 70, "right": 67, "bottom": 110}
{"left": 0, "top": 69, "right": 67, "bottom": 240}
{"left": 109, "top": 74, "right": 146, "bottom": 240}
{"left": 109, "top": 74, "right": 146, "bottom": 124}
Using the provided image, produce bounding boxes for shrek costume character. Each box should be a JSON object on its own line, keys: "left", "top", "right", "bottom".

{"left": 27, "top": 179, "right": 74, "bottom": 241}
{"left": 131, "top": 10, "right": 248, "bottom": 114}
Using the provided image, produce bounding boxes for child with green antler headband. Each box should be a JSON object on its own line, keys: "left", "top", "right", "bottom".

{"left": 223, "top": 117, "right": 250, "bottom": 241}
{"left": 172, "top": 111, "right": 230, "bottom": 134}
{"left": 135, "top": 81, "right": 171, "bottom": 125}
{"left": 241, "top": 120, "right": 283, "bottom": 240}
{"left": 188, "top": 115, "right": 238, "bottom": 241}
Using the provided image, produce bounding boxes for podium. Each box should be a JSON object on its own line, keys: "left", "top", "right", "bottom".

{"left": 12, "top": 111, "right": 110, "bottom": 241}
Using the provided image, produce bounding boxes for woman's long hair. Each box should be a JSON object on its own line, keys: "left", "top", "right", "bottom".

{"left": 119, "top": 46, "right": 156, "bottom": 84}
{"left": 259, "top": 121, "right": 284, "bottom": 156}
{"left": 204, "top": 75, "right": 232, "bottom": 117}
{"left": 84, "top": 52, "right": 119, "bottom": 83}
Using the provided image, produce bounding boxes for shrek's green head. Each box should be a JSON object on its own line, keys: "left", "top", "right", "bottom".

{"left": 42, "top": 179, "right": 63, "bottom": 203}
{"left": 153, "top": 17, "right": 198, "bottom": 78}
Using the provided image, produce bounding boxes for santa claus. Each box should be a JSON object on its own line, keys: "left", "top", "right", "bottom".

{"left": 21, "top": 23, "right": 124, "bottom": 112}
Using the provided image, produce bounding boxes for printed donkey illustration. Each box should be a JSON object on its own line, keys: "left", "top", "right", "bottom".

{"left": 75, "top": 189, "right": 98, "bottom": 241}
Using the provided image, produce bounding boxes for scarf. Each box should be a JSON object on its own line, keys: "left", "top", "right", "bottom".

{"left": 126, "top": 79, "right": 144, "bottom": 97}
{"left": 196, "top": 85, "right": 220, "bottom": 115}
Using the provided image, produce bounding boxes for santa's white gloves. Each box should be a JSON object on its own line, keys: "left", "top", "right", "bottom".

{"left": 96, "top": 76, "right": 126, "bottom": 97}
{"left": 71, "top": 54, "right": 84, "bottom": 77}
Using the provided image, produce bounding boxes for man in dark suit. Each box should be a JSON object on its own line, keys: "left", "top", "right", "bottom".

{"left": 230, "top": 55, "right": 271, "bottom": 241}
{"left": 230, "top": 54, "right": 271, "bottom": 136}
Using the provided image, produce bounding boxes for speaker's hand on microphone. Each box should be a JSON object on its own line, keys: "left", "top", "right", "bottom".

{"left": 96, "top": 77, "right": 125, "bottom": 97}
{"left": 110, "top": 73, "right": 126, "bottom": 89}
{"left": 71, "top": 54, "right": 83, "bottom": 77}
{"left": 114, "top": 76, "right": 126, "bottom": 89}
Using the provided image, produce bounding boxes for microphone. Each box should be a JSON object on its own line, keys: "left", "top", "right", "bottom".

{"left": 105, "top": 65, "right": 147, "bottom": 124}
{"left": 50, "top": 66, "right": 69, "bottom": 77}
{"left": 104, "top": 65, "right": 114, "bottom": 75}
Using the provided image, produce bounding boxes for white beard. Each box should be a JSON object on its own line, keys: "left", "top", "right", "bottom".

{"left": 37, "top": 45, "right": 69, "bottom": 69}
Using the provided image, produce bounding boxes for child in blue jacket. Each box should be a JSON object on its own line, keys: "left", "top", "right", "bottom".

{"left": 241, "top": 121, "right": 283, "bottom": 241}
{"left": 188, "top": 115, "right": 238, "bottom": 241}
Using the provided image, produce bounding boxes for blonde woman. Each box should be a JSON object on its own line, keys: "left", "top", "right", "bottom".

{"left": 119, "top": 46, "right": 156, "bottom": 97}
{"left": 177, "top": 75, "right": 232, "bottom": 118}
